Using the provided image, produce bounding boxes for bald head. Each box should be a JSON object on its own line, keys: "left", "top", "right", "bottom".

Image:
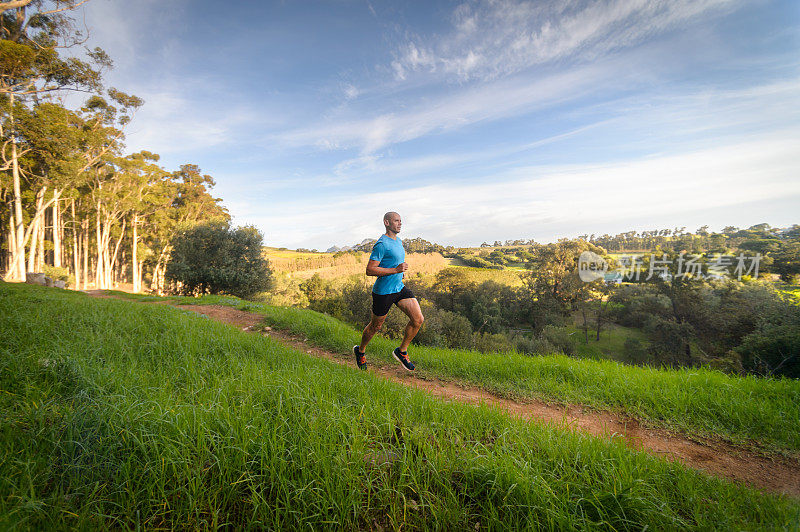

{"left": 383, "top": 211, "right": 402, "bottom": 236}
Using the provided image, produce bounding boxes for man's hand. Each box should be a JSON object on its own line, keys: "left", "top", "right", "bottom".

{"left": 366, "top": 259, "right": 409, "bottom": 277}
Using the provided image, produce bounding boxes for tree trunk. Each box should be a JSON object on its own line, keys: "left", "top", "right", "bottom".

{"left": 82, "top": 219, "right": 89, "bottom": 288}
{"left": 24, "top": 195, "right": 39, "bottom": 272}
{"left": 151, "top": 260, "right": 160, "bottom": 293}
{"left": 7, "top": 206, "right": 16, "bottom": 273}
{"left": 108, "top": 218, "right": 125, "bottom": 288}
{"left": 6, "top": 93, "right": 27, "bottom": 281}
{"left": 151, "top": 247, "right": 169, "bottom": 294}
{"left": 581, "top": 307, "right": 589, "bottom": 344}
{"left": 52, "top": 190, "right": 61, "bottom": 268}
{"left": 100, "top": 214, "right": 114, "bottom": 289}
{"left": 71, "top": 198, "right": 80, "bottom": 290}
{"left": 95, "top": 202, "right": 104, "bottom": 288}
{"left": 59, "top": 199, "right": 65, "bottom": 269}
{"left": 36, "top": 206, "right": 44, "bottom": 271}
{"left": 132, "top": 213, "right": 139, "bottom": 292}
{"left": 137, "top": 258, "right": 143, "bottom": 293}
{"left": 27, "top": 188, "right": 45, "bottom": 273}
{"left": 595, "top": 299, "right": 607, "bottom": 341}
{"left": 6, "top": 191, "right": 57, "bottom": 281}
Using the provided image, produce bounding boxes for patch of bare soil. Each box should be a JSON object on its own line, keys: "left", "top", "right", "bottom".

{"left": 88, "top": 293, "right": 800, "bottom": 499}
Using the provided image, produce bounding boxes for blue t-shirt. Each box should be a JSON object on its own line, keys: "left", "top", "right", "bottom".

{"left": 369, "top": 235, "right": 405, "bottom": 295}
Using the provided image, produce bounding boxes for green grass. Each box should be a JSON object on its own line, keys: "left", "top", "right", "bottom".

{"left": 122, "top": 291, "right": 800, "bottom": 455}
{"left": 2, "top": 283, "right": 799, "bottom": 529}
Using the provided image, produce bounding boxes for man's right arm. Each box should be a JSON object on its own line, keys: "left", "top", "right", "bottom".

{"left": 366, "top": 259, "right": 407, "bottom": 277}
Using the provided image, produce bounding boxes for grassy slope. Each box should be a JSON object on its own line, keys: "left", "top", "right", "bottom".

{"left": 1, "top": 283, "right": 798, "bottom": 529}
{"left": 260, "top": 306, "right": 800, "bottom": 455}
{"left": 115, "top": 292, "right": 800, "bottom": 455}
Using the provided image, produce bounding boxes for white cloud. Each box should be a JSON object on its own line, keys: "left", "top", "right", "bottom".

{"left": 121, "top": 90, "right": 242, "bottom": 154}
{"left": 244, "top": 134, "right": 800, "bottom": 248}
{"left": 391, "top": 0, "right": 743, "bottom": 82}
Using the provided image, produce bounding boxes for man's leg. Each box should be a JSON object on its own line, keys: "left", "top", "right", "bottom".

{"left": 359, "top": 313, "right": 385, "bottom": 353}
{"left": 396, "top": 297, "right": 424, "bottom": 352}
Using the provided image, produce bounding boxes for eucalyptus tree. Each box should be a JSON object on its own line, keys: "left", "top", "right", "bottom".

{"left": 79, "top": 92, "right": 141, "bottom": 288}
{"left": 0, "top": 0, "right": 110, "bottom": 280}
{"left": 89, "top": 155, "right": 133, "bottom": 289}
{"left": 13, "top": 99, "right": 82, "bottom": 272}
{"left": 122, "top": 150, "right": 170, "bottom": 292}
{"left": 147, "top": 164, "right": 229, "bottom": 293}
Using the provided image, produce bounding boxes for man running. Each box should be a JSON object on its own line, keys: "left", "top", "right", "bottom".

{"left": 354, "top": 212, "right": 423, "bottom": 371}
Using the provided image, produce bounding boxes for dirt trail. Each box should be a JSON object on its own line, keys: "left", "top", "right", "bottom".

{"left": 86, "top": 292, "right": 800, "bottom": 499}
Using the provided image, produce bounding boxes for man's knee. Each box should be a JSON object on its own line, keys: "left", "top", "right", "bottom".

{"left": 369, "top": 316, "right": 386, "bottom": 331}
{"left": 411, "top": 313, "right": 424, "bottom": 328}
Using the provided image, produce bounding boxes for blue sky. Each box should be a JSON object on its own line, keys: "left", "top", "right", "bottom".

{"left": 78, "top": 0, "right": 799, "bottom": 249}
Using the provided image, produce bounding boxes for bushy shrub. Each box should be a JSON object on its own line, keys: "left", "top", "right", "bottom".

{"left": 736, "top": 302, "right": 800, "bottom": 378}
{"left": 609, "top": 286, "right": 672, "bottom": 328}
{"left": 508, "top": 327, "right": 575, "bottom": 356}
{"left": 541, "top": 325, "right": 577, "bottom": 356}
{"left": 472, "top": 332, "right": 512, "bottom": 354}
{"left": 512, "top": 334, "right": 556, "bottom": 355}
{"left": 42, "top": 265, "right": 73, "bottom": 287}
{"left": 166, "top": 221, "right": 272, "bottom": 298}
{"left": 643, "top": 315, "right": 696, "bottom": 367}
{"left": 413, "top": 301, "right": 473, "bottom": 349}
{"left": 304, "top": 277, "right": 372, "bottom": 327}
{"left": 705, "top": 350, "right": 744, "bottom": 375}
{"left": 622, "top": 337, "right": 649, "bottom": 366}
{"left": 259, "top": 273, "right": 308, "bottom": 307}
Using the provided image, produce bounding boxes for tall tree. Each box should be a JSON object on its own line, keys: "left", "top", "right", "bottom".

{"left": 1, "top": 0, "right": 107, "bottom": 280}
{"left": 147, "top": 164, "right": 229, "bottom": 293}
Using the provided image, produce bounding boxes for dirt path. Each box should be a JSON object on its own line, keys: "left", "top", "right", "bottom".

{"left": 86, "top": 293, "right": 800, "bottom": 499}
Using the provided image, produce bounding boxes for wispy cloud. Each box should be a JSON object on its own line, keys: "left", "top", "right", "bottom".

{"left": 326, "top": 119, "right": 614, "bottom": 184}
{"left": 275, "top": 64, "right": 800, "bottom": 166}
{"left": 80, "top": 0, "right": 189, "bottom": 82}
{"left": 73, "top": 1, "right": 288, "bottom": 162}
{"left": 122, "top": 89, "right": 260, "bottom": 155}
{"left": 274, "top": 59, "right": 613, "bottom": 153}
{"left": 391, "top": 0, "right": 743, "bottom": 82}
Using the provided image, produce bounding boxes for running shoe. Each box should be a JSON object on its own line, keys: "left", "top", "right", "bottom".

{"left": 392, "top": 347, "right": 415, "bottom": 371}
{"left": 354, "top": 345, "right": 367, "bottom": 370}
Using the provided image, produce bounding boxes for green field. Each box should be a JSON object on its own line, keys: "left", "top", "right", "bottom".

{"left": 428, "top": 265, "right": 525, "bottom": 287}
{"left": 2, "top": 282, "right": 799, "bottom": 529}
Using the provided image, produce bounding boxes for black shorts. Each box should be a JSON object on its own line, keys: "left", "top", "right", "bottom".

{"left": 372, "top": 286, "right": 415, "bottom": 317}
